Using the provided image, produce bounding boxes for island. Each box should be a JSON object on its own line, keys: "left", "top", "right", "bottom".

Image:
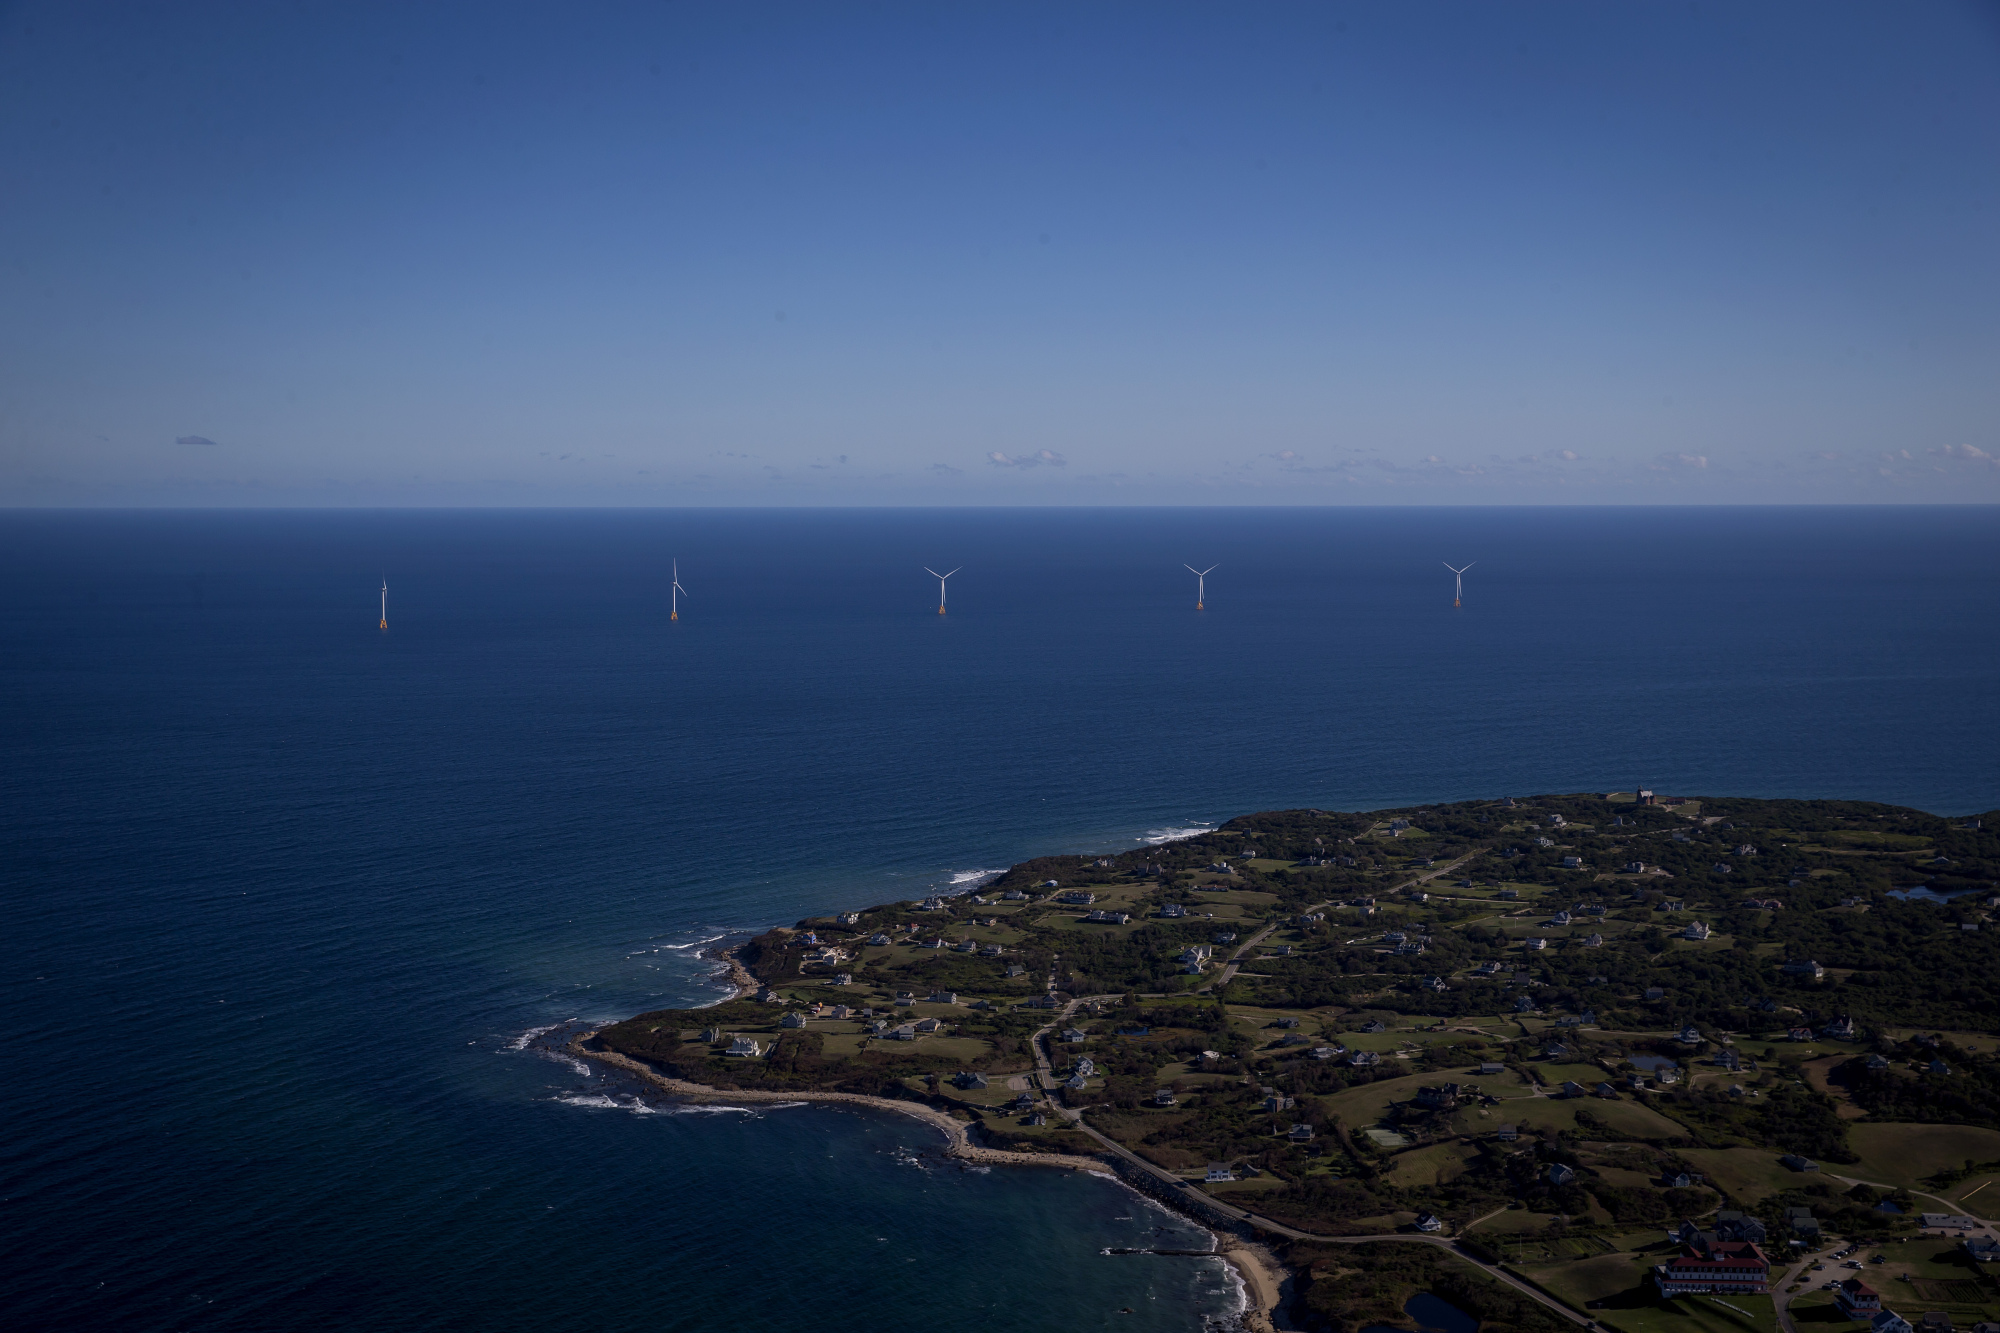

{"left": 576, "top": 792, "right": 2000, "bottom": 1333}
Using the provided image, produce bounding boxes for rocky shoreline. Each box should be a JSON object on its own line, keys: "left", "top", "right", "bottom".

{"left": 576, "top": 948, "right": 1290, "bottom": 1332}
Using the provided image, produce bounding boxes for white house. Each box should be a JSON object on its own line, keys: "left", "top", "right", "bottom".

{"left": 727, "top": 1036, "right": 762, "bottom": 1057}
{"left": 780, "top": 1012, "right": 808, "bottom": 1029}
{"left": 1526, "top": 937, "right": 1548, "bottom": 951}
{"left": 1205, "top": 1164, "right": 1234, "bottom": 1183}
{"left": 1683, "top": 921, "right": 1711, "bottom": 940}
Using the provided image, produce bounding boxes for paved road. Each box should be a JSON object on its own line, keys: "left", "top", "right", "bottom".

{"left": 1018, "top": 993, "right": 1591, "bottom": 1329}
{"left": 1010, "top": 850, "right": 1603, "bottom": 1330}
{"left": 1768, "top": 1251, "right": 1818, "bottom": 1333}
{"left": 1823, "top": 1171, "right": 1996, "bottom": 1228}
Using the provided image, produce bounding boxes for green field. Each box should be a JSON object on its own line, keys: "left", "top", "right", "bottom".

{"left": 1591, "top": 1294, "right": 1778, "bottom": 1333}
{"left": 1842, "top": 1122, "right": 2000, "bottom": 1195}
{"left": 1675, "top": 1148, "right": 1810, "bottom": 1206}
{"left": 1495, "top": 1096, "right": 1688, "bottom": 1140}
{"left": 1378, "top": 1141, "right": 1477, "bottom": 1187}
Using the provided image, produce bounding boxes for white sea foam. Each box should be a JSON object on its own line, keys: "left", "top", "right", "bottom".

{"left": 667, "top": 1104, "right": 759, "bottom": 1115}
{"left": 554, "top": 1093, "right": 664, "bottom": 1114}
{"left": 535, "top": 1049, "right": 592, "bottom": 1077}
{"left": 946, "top": 868, "right": 1004, "bottom": 889}
{"left": 1138, "top": 824, "right": 1213, "bottom": 845}
{"left": 506, "top": 1022, "right": 564, "bottom": 1051}
{"left": 553, "top": 1093, "right": 763, "bottom": 1117}
{"left": 660, "top": 933, "right": 730, "bottom": 952}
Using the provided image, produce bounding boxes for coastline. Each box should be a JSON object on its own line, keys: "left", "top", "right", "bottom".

{"left": 570, "top": 1034, "right": 1117, "bottom": 1175}
{"left": 703, "top": 941, "right": 759, "bottom": 1001}
{"left": 569, "top": 1030, "right": 1289, "bottom": 1330}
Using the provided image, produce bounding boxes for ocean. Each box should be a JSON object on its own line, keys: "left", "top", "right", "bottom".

{"left": 2, "top": 506, "right": 1995, "bottom": 1331}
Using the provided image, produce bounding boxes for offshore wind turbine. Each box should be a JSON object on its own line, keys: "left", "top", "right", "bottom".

{"left": 924, "top": 566, "right": 960, "bottom": 615}
{"left": 670, "top": 559, "right": 686, "bottom": 621}
{"left": 1185, "top": 564, "right": 1216, "bottom": 610}
{"left": 379, "top": 578, "right": 388, "bottom": 630}
{"left": 1444, "top": 562, "right": 1474, "bottom": 608}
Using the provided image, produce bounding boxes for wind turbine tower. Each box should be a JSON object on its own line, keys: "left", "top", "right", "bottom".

{"left": 924, "top": 566, "right": 960, "bottom": 615}
{"left": 379, "top": 579, "right": 388, "bottom": 630}
{"left": 1444, "top": 562, "right": 1474, "bottom": 608}
{"left": 670, "top": 559, "right": 686, "bottom": 621}
{"left": 1185, "top": 564, "right": 1216, "bottom": 611}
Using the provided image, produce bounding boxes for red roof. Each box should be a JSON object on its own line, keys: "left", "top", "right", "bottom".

{"left": 1663, "top": 1244, "right": 1768, "bottom": 1274}
{"left": 1838, "top": 1278, "right": 1879, "bottom": 1298}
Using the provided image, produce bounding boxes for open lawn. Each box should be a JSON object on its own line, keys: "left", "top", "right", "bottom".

{"left": 1843, "top": 1122, "right": 2000, "bottom": 1196}
{"left": 1467, "top": 1207, "right": 1570, "bottom": 1237}
{"left": 1676, "top": 1148, "right": 1810, "bottom": 1206}
{"left": 1496, "top": 1096, "right": 1688, "bottom": 1141}
{"left": 1318, "top": 1067, "right": 1531, "bottom": 1129}
{"left": 1516, "top": 1249, "right": 1655, "bottom": 1305}
{"left": 1379, "top": 1141, "right": 1477, "bottom": 1188}
{"left": 1590, "top": 1293, "right": 1778, "bottom": 1333}
{"left": 1857, "top": 1239, "right": 2000, "bottom": 1321}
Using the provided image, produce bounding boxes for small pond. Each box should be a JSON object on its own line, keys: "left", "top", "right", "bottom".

{"left": 1885, "top": 885, "right": 1982, "bottom": 904}
{"left": 1359, "top": 1292, "right": 1480, "bottom": 1333}
{"left": 1628, "top": 1054, "right": 1678, "bottom": 1072}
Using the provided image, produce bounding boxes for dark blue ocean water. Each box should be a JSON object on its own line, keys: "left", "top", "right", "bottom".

{"left": 3, "top": 506, "right": 1996, "bottom": 1332}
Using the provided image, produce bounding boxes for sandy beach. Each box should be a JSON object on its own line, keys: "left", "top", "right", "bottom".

{"left": 1217, "top": 1238, "right": 1286, "bottom": 1333}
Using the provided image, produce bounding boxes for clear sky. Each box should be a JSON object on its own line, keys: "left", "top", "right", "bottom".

{"left": 3, "top": 1, "right": 1997, "bottom": 506}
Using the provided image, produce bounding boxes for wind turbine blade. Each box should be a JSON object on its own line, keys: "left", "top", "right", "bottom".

{"left": 945, "top": 567, "right": 960, "bottom": 578}
{"left": 924, "top": 568, "right": 941, "bottom": 579}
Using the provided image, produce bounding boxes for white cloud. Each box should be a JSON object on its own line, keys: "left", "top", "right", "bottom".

{"left": 987, "top": 449, "right": 1067, "bottom": 468}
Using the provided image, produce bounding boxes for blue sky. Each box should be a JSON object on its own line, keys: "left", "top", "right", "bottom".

{"left": 3, "top": 1, "right": 1997, "bottom": 505}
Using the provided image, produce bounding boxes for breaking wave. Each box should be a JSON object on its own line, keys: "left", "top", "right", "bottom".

{"left": 1138, "top": 824, "right": 1214, "bottom": 845}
